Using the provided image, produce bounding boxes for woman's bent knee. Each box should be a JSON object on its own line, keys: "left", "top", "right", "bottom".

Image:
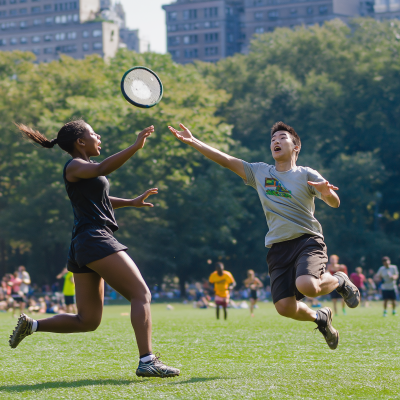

{"left": 77, "top": 315, "right": 101, "bottom": 332}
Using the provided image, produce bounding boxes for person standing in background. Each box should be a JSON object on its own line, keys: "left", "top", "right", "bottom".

{"left": 327, "top": 255, "right": 348, "bottom": 316}
{"left": 18, "top": 266, "right": 31, "bottom": 300}
{"left": 244, "top": 270, "right": 263, "bottom": 317}
{"left": 350, "top": 267, "right": 367, "bottom": 307}
{"left": 375, "top": 257, "right": 399, "bottom": 317}
{"left": 57, "top": 267, "right": 77, "bottom": 314}
{"left": 209, "top": 262, "right": 236, "bottom": 320}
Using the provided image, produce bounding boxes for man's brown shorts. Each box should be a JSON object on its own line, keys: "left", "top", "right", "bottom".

{"left": 266, "top": 234, "right": 328, "bottom": 304}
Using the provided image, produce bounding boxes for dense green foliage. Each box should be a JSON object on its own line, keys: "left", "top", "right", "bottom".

{"left": 1, "top": 303, "right": 400, "bottom": 398}
{"left": 0, "top": 18, "right": 399, "bottom": 287}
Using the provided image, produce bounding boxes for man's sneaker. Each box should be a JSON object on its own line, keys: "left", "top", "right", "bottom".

{"left": 9, "top": 313, "right": 34, "bottom": 349}
{"left": 136, "top": 354, "right": 180, "bottom": 378}
{"left": 383, "top": 310, "right": 388, "bottom": 317}
{"left": 334, "top": 271, "right": 360, "bottom": 308}
{"left": 315, "top": 307, "right": 339, "bottom": 350}
{"left": 393, "top": 310, "right": 397, "bottom": 316}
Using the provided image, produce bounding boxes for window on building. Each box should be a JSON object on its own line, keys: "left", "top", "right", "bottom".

{"left": 10, "top": 0, "right": 16, "bottom": 3}
{"left": 255, "top": 27, "right": 264, "bottom": 33}
{"left": 19, "top": 8, "right": 27, "bottom": 13}
{"left": 20, "top": 21, "right": 27, "bottom": 28}
{"left": 32, "top": 48, "right": 40, "bottom": 55}
{"left": 82, "top": 30, "right": 89, "bottom": 38}
{"left": 73, "top": 14, "right": 78, "bottom": 21}
{"left": 228, "top": 33, "right": 234, "bottom": 42}
{"left": 55, "top": 32, "right": 65, "bottom": 40}
{"left": 93, "top": 42, "right": 102, "bottom": 49}
{"left": 93, "top": 29, "right": 102, "bottom": 37}
{"left": 0, "top": 38, "right": 6, "bottom": 46}
{"left": 45, "top": 17, "right": 52, "bottom": 24}
{"left": 226, "top": 7, "right": 233, "bottom": 16}
{"left": 44, "top": 5, "right": 52, "bottom": 11}
{"left": 168, "top": 36, "right": 180, "bottom": 46}
{"left": 67, "top": 31, "right": 76, "bottom": 39}
{"left": 254, "top": 11, "right": 263, "bottom": 20}
{"left": 319, "top": 5, "right": 328, "bottom": 14}
{"left": 167, "top": 24, "right": 177, "bottom": 32}
{"left": 290, "top": 8, "right": 297, "bottom": 15}
{"left": 31, "top": 6, "right": 40, "bottom": 13}
{"left": 0, "top": 0, "right": 6, "bottom": 5}
{"left": 204, "top": 7, "right": 218, "bottom": 17}
{"left": 83, "top": 42, "right": 89, "bottom": 51}
{"left": 56, "top": 44, "right": 77, "bottom": 53}
{"left": 44, "top": 34, "right": 52, "bottom": 41}
{"left": 44, "top": 47, "right": 53, "bottom": 54}
{"left": 168, "top": 11, "right": 177, "bottom": 21}
{"left": 20, "top": 36, "right": 27, "bottom": 43}
{"left": 33, "top": 19, "right": 41, "bottom": 25}
{"left": 0, "top": 11, "right": 6, "bottom": 16}
{"left": 32, "top": 35, "right": 40, "bottom": 43}
{"left": 10, "top": 38, "right": 17, "bottom": 44}
{"left": 10, "top": 9, "right": 17, "bottom": 15}
{"left": 268, "top": 10, "right": 279, "bottom": 20}
{"left": 205, "top": 46, "right": 218, "bottom": 56}
{"left": 307, "top": 7, "right": 313, "bottom": 15}
{"left": 169, "top": 50, "right": 180, "bottom": 58}
{"left": 184, "top": 48, "right": 198, "bottom": 58}
{"left": 19, "top": 0, "right": 27, "bottom": 3}
{"left": 183, "top": 9, "right": 197, "bottom": 20}
{"left": 253, "top": 0, "right": 263, "bottom": 5}
{"left": 205, "top": 32, "right": 218, "bottom": 42}
{"left": 55, "top": 15, "right": 67, "bottom": 24}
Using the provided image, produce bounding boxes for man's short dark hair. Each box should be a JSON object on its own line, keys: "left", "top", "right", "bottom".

{"left": 271, "top": 121, "right": 301, "bottom": 148}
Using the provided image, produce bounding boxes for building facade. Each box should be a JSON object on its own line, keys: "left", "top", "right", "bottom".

{"left": 0, "top": 0, "right": 138, "bottom": 63}
{"left": 162, "top": 0, "right": 243, "bottom": 64}
{"left": 163, "top": 0, "right": 400, "bottom": 63}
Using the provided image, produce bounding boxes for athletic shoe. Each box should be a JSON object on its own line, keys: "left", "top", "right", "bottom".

{"left": 383, "top": 310, "right": 388, "bottom": 317}
{"left": 9, "top": 313, "right": 33, "bottom": 349}
{"left": 136, "top": 354, "right": 180, "bottom": 378}
{"left": 334, "top": 272, "right": 360, "bottom": 308}
{"left": 393, "top": 310, "right": 397, "bottom": 316}
{"left": 315, "top": 307, "right": 339, "bottom": 350}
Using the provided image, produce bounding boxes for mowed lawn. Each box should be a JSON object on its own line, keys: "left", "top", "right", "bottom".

{"left": 0, "top": 302, "right": 399, "bottom": 399}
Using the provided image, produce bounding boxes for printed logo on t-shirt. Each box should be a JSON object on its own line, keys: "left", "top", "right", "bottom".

{"left": 265, "top": 177, "right": 292, "bottom": 198}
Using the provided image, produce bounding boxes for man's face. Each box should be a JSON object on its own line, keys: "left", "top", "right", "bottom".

{"left": 383, "top": 259, "right": 391, "bottom": 267}
{"left": 270, "top": 131, "right": 299, "bottom": 161}
{"left": 330, "top": 255, "right": 339, "bottom": 264}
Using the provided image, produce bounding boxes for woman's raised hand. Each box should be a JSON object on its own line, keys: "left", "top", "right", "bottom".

{"left": 131, "top": 188, "right": 158, "bottom": 208}
{"left": 168, "top": 124, "right": 194, "bottom": 144}
{"left": 134, "top": 126, "right": 154, "bottom": 149}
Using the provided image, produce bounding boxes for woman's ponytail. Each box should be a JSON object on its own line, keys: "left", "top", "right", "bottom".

{"left": 15, "top": 123, "right": 58, "bottom": 148}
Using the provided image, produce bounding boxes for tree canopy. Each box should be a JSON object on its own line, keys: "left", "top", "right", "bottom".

{"left": 1, "top": 18, "right": 399, "bottom": 290}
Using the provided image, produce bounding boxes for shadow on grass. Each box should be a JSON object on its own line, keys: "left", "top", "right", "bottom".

{"left": 0, "top": 376, "right": 227, "bottom": 393}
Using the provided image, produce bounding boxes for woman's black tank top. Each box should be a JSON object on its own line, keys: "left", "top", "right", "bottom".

{"left": 63, "top": 159, "right": 118, "bottom": 233}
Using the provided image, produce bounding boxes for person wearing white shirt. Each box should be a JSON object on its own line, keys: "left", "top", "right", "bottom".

{"left": 376, "top": 256, "right": 399, "bottom": 317}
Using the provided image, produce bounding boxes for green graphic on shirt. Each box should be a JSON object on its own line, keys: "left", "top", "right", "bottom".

{"left": 265, "top": 177, "right": 292, "bottom": 198}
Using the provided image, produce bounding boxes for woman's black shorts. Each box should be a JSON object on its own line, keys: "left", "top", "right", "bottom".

{"left": 267, "top": 234, "right": 328, "bottom": 304}
{"left": 64, "top": 295, "right": 75, "bottom": 305}
{"left": 67, "top": 224, "right": 128, "bottom": 273}
{"left": 250, "top": 289, "right": 258, "bottom": 300}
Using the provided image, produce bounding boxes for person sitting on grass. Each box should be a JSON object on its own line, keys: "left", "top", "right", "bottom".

{"left": 169, "top": 121, "right": 360, "bottom": 350}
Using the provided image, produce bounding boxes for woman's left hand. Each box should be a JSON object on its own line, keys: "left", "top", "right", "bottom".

{"left": 131, "top": 188, "right": 158, "bottom": 208}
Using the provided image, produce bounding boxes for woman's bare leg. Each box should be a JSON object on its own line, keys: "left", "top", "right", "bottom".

{"left": 38, "top": 272, "right": 103, "bottom": 333}
{"left": 87, "top": 251, "right": 152, "bottom": 356}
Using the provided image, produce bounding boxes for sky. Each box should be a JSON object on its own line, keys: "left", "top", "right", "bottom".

{"left": 118, "top": 0, "right": 170, "bottom": 54}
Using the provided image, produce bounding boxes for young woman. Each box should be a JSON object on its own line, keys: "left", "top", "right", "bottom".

{"left": 243, "top": 270, "right": 263, "bottom": 317}
{"left": 9, "top": 119, "right": 180, "bottom": 378}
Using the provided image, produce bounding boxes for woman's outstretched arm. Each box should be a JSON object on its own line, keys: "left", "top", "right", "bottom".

{"left": 67, "top": 126, "right": 154, "bottom": 181}
{"left": 109, "top": 188, "right": 158, "bottom": 209}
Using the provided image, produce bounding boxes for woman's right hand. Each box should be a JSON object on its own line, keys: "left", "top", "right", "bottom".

{"left": 168, "top": 123, "right": 194, "bottom": 145}
{"left": 134, "top": 126, "right": 154, "bottom": 149}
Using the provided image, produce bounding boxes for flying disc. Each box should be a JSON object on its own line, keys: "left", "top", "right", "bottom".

{"left": 120, "top": 66, "right": 163, "bottom": 108}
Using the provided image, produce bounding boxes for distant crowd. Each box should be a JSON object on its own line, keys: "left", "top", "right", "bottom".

{"left": 0, "top": 256, "right": 399, "bottom": 317}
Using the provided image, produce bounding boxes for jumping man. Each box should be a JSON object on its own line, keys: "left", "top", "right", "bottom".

{"left": 169, "top": 121, "right": 360, "bottom": 350}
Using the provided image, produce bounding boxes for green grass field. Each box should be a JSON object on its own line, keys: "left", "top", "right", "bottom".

{"left": 0, "top": 302, "right": 399, "bottom": 399}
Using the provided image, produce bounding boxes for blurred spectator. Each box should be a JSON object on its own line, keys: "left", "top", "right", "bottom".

{"left": 18, "top": 266, "right": 31, "bottom": 299}
{"left": 376, "top": 256, "right": 399, "bottom": 317}
{"left": 56, "top": 267, "right": 77, "bottom": 314}
{"left": 350, "top": 267, "right": 368, "bottom": 307}
{"left": 327, "top": 255, "right": 348, "bottom": 316}
{"left": 9, "top": 271, "right": 26, "bottom": 317}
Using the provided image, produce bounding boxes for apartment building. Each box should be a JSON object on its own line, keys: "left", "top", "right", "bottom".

{"left": 163, "top": 0, "right": 400, "bottom": 63}
{"left": 0, "top": 0, "right": 138, "bottom": 63}
{"left": 162, "top": 0, "right": 243, "bottom": 64}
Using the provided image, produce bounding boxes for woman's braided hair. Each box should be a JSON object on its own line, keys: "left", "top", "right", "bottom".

{"left": 15, "top": 119, "right": 89, "bottom": 154}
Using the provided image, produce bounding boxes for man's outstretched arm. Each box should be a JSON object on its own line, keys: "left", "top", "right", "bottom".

{"left": 168, "top": 124, "right": 246, "bottom": 180}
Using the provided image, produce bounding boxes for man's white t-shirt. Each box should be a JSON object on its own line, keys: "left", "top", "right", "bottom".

{"left": 376, "top": 265, "right": 399, "bottom": 290}
{"left": 242, "top": 162, "right": 326, "bottom": 247}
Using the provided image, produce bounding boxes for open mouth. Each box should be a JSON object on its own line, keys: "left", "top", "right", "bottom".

{"left": 274, "top": 145, "right": 281, "bottom": 152}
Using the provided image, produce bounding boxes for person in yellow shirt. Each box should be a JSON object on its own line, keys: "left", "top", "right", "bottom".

{"left": 56, "top": 267, "right": 77, "bottom": 314}
{"left": 209, "top": 262, "right": 236, "bottom": 320}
